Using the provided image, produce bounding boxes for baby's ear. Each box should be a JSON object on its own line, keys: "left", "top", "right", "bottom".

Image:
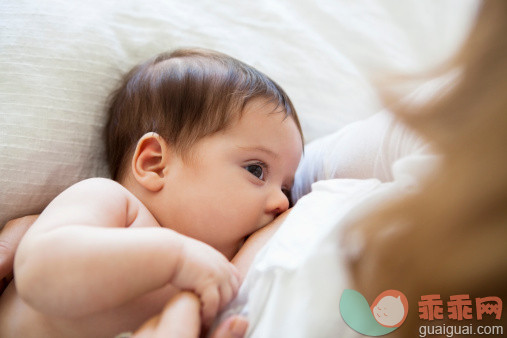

{"left": 131, "top": 133, "right": 169, "bottom": 192}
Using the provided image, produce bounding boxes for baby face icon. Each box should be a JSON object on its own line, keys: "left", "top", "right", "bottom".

{"left": 370, "top": 290, "right": 409, "bottom": 327}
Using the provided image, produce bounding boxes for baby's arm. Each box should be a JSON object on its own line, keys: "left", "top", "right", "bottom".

{"left": 132, "top": 212, "right": 290, "bottom": 338}
{"left": 0, "top": 215, "right": 37, "bottom": 294}
{"left": 14, "top": 178, "right": 184, "bottom": 316}
{"left": 14, "top": 178, "right": 238, "bottom": 321}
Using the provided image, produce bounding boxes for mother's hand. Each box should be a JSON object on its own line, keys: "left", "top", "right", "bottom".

{"left": 0, "top": 215, "right": 38, "bottom": 293}
{"left": 133, "top": 292, "right": 248, "bottom": 338}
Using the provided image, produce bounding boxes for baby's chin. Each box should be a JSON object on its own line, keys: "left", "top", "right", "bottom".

{"left": 218, "top": 239, "right": 246, "bottom": 261}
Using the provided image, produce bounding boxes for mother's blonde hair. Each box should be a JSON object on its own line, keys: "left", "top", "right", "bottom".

{"left": 345, "top": 1, "right": 507, "bottom": 335}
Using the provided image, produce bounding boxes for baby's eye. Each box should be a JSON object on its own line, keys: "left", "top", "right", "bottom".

{"left": 245, "top": 164, "right": 264, "bottom": 180}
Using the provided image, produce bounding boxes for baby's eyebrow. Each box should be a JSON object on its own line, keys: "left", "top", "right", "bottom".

{"left": 238, "top": 146, "right": 279, "bottom": 159}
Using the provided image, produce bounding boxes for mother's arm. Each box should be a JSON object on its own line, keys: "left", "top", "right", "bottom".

{"left": 0, "top": 215, "right": 38, "bottom": 294}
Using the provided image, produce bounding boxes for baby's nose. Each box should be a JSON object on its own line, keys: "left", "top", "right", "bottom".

{"left": 266, "top": 189, "right": 289, "bottom": 216}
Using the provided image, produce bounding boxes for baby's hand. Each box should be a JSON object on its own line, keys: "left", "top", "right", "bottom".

{"left": 171, "top": 236, "right": 241, "bottom": 326}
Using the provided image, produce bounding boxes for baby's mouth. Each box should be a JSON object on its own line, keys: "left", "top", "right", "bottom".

{"left": 260, "top": 217, "right": 275, "bottom": 229}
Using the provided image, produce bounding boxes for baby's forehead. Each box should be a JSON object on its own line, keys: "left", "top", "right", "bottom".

{"left": 238, "top": 100, "right": 301, "bottom": 136}
{"left": 238, "top": 98, "right": 283, "bottom": 117}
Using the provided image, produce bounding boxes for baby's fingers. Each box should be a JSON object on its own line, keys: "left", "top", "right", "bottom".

{"left": 231, "top": 266, "right": 241, "bottom": 292}
{"left": 200, "top": 286, "right": 220, "bottom": 327}
{"left": 215, "top": 268, "right": 241, "bottom": 316}
{"left": 218, "top": 282, "right": 235, "bottom": 311}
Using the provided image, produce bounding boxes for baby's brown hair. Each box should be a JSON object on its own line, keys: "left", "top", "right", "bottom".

{"left": 105, "top": 48, "right": 302, "bottom": 181}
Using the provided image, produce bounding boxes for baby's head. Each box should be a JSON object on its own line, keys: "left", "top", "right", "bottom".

{"left": 105, "top": 48, "right": 303, "bottom": 257}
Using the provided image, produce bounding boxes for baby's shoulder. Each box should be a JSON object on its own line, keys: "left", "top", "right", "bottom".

{"left": 31, "top": 178, "right": 138, "bottom": 230}
{"left": 50, "top": 178, "right": 134, "bottom": 221}
{"left": 63, "top": 177, "right": 129, "bottom": 199}
{"left": 66, "top": 178, "right": 150, "bottom": 228}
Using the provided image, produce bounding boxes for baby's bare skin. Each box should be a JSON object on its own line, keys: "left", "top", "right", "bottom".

{"left": 0, "top": 206, "right": 287, "bottom": 338}
{"left": 0, "top": 99, "right": 301, "bottom": 337}
{"left": 0, "top": 279, "right": 178, "bottom": 338}
{"left": 0, "top": 178, "right": 239, "bottom": 338}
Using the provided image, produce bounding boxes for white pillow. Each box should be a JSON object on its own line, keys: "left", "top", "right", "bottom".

{"left": 0, "top": 0, "right": 477, "bottom": 227}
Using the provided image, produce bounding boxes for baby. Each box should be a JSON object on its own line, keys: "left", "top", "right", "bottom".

{"left": 0, "top": 48, "right": 303, "bottom": 337}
